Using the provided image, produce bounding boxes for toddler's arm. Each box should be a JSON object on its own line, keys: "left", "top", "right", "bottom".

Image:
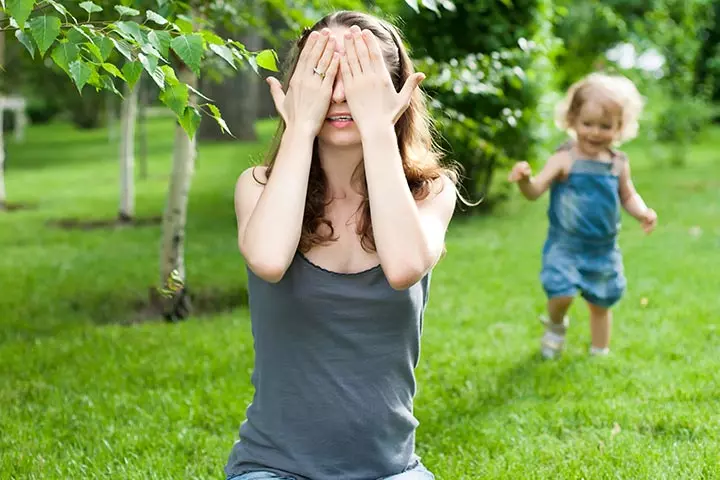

{"left": 619, "top": 161, "right": 657, "bottom": 234}
{"left": 508, "top": 152, "right": 567, "bottom": 201}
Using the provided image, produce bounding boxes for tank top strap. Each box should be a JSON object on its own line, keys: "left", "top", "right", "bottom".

{"left": 555, "top": 140, "right": 580, "bottom": 165}
{"left": 609, "top": 148, "right": 627, "bottom": 176}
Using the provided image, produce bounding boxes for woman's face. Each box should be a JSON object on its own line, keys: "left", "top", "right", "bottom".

{"left": 312, "top": 25, "right": 363, "bottom": 149}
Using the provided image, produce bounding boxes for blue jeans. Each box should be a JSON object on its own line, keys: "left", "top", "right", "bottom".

{"left": 228, "top": 462, "right": 434, "bottom": 480}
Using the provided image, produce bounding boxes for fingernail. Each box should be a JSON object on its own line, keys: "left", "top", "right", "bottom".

{"left": 322, "top": 29, "right": 330, "bottom": 35}
{"left": 345, "top": 31, "right": 352, "bottom": 39}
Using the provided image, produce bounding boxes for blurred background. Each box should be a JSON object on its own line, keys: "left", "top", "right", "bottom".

{"left": 1, "top": 1, "right": 718, "bottom": 478}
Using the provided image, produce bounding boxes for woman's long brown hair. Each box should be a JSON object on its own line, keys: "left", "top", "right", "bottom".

{"left": 257, "top": 10, "right": 459, "bottom": 253}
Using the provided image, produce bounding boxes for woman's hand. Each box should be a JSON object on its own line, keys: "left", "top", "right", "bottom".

{"left": 340, "top": 25, "right": 425, "bottom": 135}
{"left": 266, "top": 28, "right": 340, "bottom": 137}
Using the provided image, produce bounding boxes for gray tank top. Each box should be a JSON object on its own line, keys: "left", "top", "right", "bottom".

{"left": 225, "top": 252, "right": 431, "bottom": 480}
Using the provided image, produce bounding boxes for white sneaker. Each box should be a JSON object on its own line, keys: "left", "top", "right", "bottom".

{"left": 540, "top": 315, "right": 569, "bottom": 359}
{"left": 589, "top": 346, "right": 610, "bottom": 356}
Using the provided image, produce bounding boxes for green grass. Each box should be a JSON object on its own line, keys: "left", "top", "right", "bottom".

{"left": 1, "top": 118, "right": 719, "bottom": 479}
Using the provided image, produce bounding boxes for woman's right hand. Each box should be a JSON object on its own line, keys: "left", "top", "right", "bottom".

{"left": 508, "top": 161, "right": 532, "bottom": 183}
{"left": 266, "top": 29, "right": 340, "bottom": 137}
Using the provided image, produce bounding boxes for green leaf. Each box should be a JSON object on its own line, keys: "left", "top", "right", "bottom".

{"left": 82, "top": 41, "right": 104, "bottom": 62}
{"left": 173, "top": 16, "right": 193, "bottom": 34}
{"left": 159, "top": 65, "right": 179, "bottom": 85}
{"left": 405, "top": 0, "right": 419, "bottom": 13}
{"left": 201, "top": 30, "right": 224, "bottom": 46}
{"left": 101, "top": 63, "right": 125, "bottom": 80}
{"left": 95, "top": 36, "right": 114, "bottom": 61}
{"left": 245, "top": 55, "right": 258, "bottom": 75}
{"left": 229, "top": 40, "right": 247, "bottom": 55}
{"left": 7, "top": 0, "right": 35, "bottom": 29}
{"left": 209, "top": 44, "right": 235, "bottom": 69}
{"left": 87, "top": 67, "right": 102, "bottom": 89}
{"left": 114, "top": 5, "right": 139, "bottom": 16}
{"left": 79, "top": 1, "right": 102, "bottom": 14}
{"left": 170, "top": 34, "right": 203, "bottom": 76}
{"left": 187, "top": 84, "right": 213, "bottom": 102}
{"left": 255, "top": 49, "right": 278, "bottom": 72}
{"left": 178, "top": 106, "right": 201, "bottom": 138}
{"left": 110, "top": 37, "right": 133, "bottom": 62}
{"left": 146, "top": 10, "right": 168, "bottom": 26}
{"left": 28, "top": 16, "right": 62, "bottom": 57}
{"left": 51, "top": 41, "right": 80, "bottom": 75}
{"left": 69, "top": 60, "right": 93, "bottom": 93}
{"left": 420, "top": 0, "right": 439, "bottom": 13}
{"left": 138, "top": 53, "right": 164, "bottom": 89}
{"left": 231, "top": 47, "right": 250, "bottom": 65}
{"left": 15, "top": 29, "right": 36, "bottom": 59}
{"left": 159, "top": 82, "right": 189, "bottom": 117}
{"left": 206, "top": 103, "right": 232, "bottom": 136}
{"left": 113, "top": 21, "right": 144, "bottom": 43}
{"left": 70, "top": 25, "right": 94, "bottom": 43}
{"left": 47, "top": 0, "right": 75, "bottom": 22}
{"left": 101, "top": 75, "right": 122, "bottom": 96}
{"left": 148, "top": 30, "right": 171, "bottom": 58}
{"left": 140, "top": 42, "right": 163, "bottom": 61}
{"left": 122, "top": 61, "right": 143, "bottom": 90}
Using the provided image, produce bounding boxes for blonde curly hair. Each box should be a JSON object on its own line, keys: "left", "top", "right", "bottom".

{"left": 554, "top": 72, "right": 644, "bottom": 145}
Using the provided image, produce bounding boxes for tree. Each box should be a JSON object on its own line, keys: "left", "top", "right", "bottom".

{"left": 2, "top": 0, "right": 278, "bottom": 320}
{"left": 0, "top": 11, "right": 6, "bottom": 210}
{"left": 118, "top": 80, "right": 138, "bottom": 222}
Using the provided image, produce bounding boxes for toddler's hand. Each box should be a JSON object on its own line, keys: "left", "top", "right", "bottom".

{"left": 508, "top": 162, "right": 532, "bottom": 183}
{"left": 641, "top": 208, "right": 657, "bottom": 234}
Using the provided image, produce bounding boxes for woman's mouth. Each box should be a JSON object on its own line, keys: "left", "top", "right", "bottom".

{"left": 326, "top": 115, "right": 354, "bottom": 128}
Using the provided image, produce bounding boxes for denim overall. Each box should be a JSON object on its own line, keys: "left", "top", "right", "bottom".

{"left": 540, "top": 143, "right": 627, "bottom": 308}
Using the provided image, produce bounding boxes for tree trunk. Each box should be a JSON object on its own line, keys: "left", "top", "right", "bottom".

{"left": 158, "top": 65, "right": 197, "bottom": 321}
{"left": 0, "top": 12, "right": 6, "bottom": 209}
{"left": 138, "top": 75, "right": 148, "bottom": 180}
{"left": 107, "top": 92, "right": 118, "bottom": 143}
{"left": 0, "top": 110, "right": 5, "bottom": 209}
{"left": 119, "top": 83, "right": 139, "bottom": 222}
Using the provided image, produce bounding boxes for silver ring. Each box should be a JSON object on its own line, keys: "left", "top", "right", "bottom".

{"left": 313, "top": 67, "right": 326, "bottom": 79}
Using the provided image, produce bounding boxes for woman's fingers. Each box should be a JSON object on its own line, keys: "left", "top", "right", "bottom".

{"left": 353, "top": 28, "right": 372, "bottom": 72}
{"left": 314, "top": 34, "right": 336, "bottom": 77}
{"left": 363, "top": 29, "right": 385, "bottom": 72}
{"left": 307, "top": 29, "right": 331, "bottom": 74}
{"left": 344, "top": 28, "right": 362, "bottom": 77}
{"left": 322, "top": 52, "right": 341, "bottom": 88}
{"left": 296, "top": 30, "right": 319, "bottom": 72}
{"left": 266, "top": 77, "right": 286, "bottom": 120}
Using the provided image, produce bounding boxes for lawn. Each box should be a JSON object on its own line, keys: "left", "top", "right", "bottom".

{"left": 1, "top": 117, "right": 718, "bottom": 479}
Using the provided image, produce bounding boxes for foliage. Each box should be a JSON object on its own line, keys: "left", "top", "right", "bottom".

{"left": 695, "top": 0, "right": 720, "bottom": 105}
{"left": 400, "top": 0, "right": 561, "bottom": 205}
{"left": 554, "top": 0, "right": 716, "bottom": 164}
{"left": 2, "top": 0, "right": 280, "bottom": 137}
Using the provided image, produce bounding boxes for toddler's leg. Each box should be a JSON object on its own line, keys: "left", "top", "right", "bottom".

{"left": 587, "top": 302, "right": 611, "bottom": 355}
{"left": 540, "top": 296, "right": 573, "bottom": 359}
{"left": 548, "top": 296, "right": 573, "bottom": 325}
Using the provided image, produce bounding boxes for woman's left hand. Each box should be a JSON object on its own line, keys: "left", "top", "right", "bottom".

{"left": 340, "top": 25, "right": 425, "bottom": 135}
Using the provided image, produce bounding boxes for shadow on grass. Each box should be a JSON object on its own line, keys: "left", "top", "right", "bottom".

{"left": 47, "top": 215, "right": 162, "bottom": 230}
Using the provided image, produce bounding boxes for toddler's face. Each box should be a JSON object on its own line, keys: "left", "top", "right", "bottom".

{"left": 571, "top": 99, "right": 622, "bottom": 156}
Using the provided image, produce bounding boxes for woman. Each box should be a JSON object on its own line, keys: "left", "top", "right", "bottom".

{"left": 226, "top": 10, "right": 459, "bottom": 480}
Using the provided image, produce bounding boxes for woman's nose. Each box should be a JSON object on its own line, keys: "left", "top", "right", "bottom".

{"left": 331, "top": 76, "right": 346, "bottom": 103}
